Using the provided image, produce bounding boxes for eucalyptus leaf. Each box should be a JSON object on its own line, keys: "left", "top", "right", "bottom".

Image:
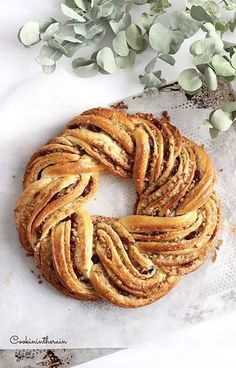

{"left": 203, "top": 23, "right": 224, "bottom": 52}
{"left": 109, "top": 13, "right": 131, "bottom": 34}
{"left": 222, "top": 101, "right": 236, "bottom": 112}
{"left": 39, "top": 18, "right": 57, "bottom": 33}
{"left": 178, "top": 68, "right": 202, "bottom": 92}
{"left": 215, "top": 22, "right": 226, "bottom": 32}
{"left": 141, "top": 12, "right": 151, "bottom": 31}
{"left": 74, "top": 23, "right": 105, "bottom": 39}
{"left": 204, "top": 66, "right": 218, "bottom": 91}
{"left": 149, "top": 0, "right": 171, "bottom": 16}
{"left": 149, "top": 23, "right": 171, "bottom": 53}
{"left": 144, "top": 56, "right": 158, "bottom": 73}
{"left": 55, "top": 35, "right": 82, "bottom": 43}
{"left": 203, "top": 118, "right": 213, "bottom": 127}
{"left": 48, "top": 39, "right": 81, "bottom": 57}
{"left": 36, "top": 45, "right": 63, "bottom": 65}
{"left": 190, "top": 5, "right": 213, "bottom": 23}
{"left": 212, "top": 55, "right": 236, "bottom": 76}
{"left": 186, "top": 0, "right": 205, "bottom": 8}
{"left": 231, "top": 53, "right": 236, "bottom": 68}
{"left": 210, "top": 109, "right": 233, "bottom": 131}
{"left": 42, "top": 64, "right": 56, "bottom": 74}
{"left": 170, "top": 11, "right": 200, "bottom": 38}
{"left": 61, "top": 3, "right": 86, "bottom": 22}
{"left": 74, "top": 0, "right": 92, "bottom": 11}
{"left": 126, "top": 24, "right": 144, "bottom": 51}
{"left": 72, "top": 57, "right": 98, "bottom": 76}
{"left": 19, "top": 21, "right": 40, "bottom": 46}
{"left": 139, "top": 72, "right": 163, "bottom": 89}
{"left": 158, "top": 53, "right": 175, "bottom": 65}
{"left": 40, "top": 22, "right": 60, "bottom": 41}
{"left": 209, "top": 127, "right": 219, "bottom": 138}
{"left": 100, "top": 2, "right": 114, "bottom": 18}
{"left": 190, "top": 38, "right": 215, "bottom": 65}
{"left": 113, "top": 31, "right": 129, "bottom": 56}
{"left": 65, "top": 0, "right": 77, "bottom": 8}
{"left": 134, "top": 0, "right": 147, "bottom": 4}
{"left": 169, "top": 30, "right": 185, "bottom": 54}
{"left": 116, "top": 50, "right": 136, "bottom": 68}
{"left": 96, "top": 47, "right": 117, "bottom": 73}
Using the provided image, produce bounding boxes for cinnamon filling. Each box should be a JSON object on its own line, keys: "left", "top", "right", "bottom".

{"left": 81, "top": 177, "right": 93, "bottom": 197}
{"left": 193, "top": 169, "right": 202, "bottom": 183}
{"left": 87, "top": 125, "right": 102, "bottom": 133}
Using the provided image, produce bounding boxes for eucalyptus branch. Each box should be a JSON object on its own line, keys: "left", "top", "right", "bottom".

{"left": 17, "top": 0, "right": 236, "bottom": 136}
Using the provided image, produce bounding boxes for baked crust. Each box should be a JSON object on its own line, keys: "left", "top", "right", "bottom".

{"left": 14, "top": 108, "right": 221, "bottom": 308}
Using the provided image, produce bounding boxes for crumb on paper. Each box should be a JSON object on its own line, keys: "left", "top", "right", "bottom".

{"left": 212, "top": 239, "right": 223, "bottom": 263}
{"left": 111, "top": 100, "right": 128, "bottom": 110}
{"left": 30, "top": 269, "right": 43, "bottom": 284}
{"left": 41, "top": 350, "right": 63, "bottom": 368}
{"left": 132, "top": 95, "right": 142, "bottom": 100}
{"left": 4, "top": 271, "right": 13, "bottom": 285}
{"left": 218, "top": 168, "right": 223, "bottom": 172}
{"left": 12, "top": 175, "right": 16, "bottom": 178}
{"left": 228, "top": 223, "right": 236, "bottom": 237}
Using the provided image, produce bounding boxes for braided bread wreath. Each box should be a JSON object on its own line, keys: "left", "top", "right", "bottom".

{"left": 15, "top": 107, "right": 221, "bottom": 308}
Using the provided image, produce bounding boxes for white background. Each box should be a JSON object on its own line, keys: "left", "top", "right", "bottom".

{"left": 0, "top": 1, "right": 236, "bottom": 367}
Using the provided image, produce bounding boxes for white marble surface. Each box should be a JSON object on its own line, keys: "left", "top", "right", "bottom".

{"left": 1, "top": 0, "right": 236, "bottom": 366}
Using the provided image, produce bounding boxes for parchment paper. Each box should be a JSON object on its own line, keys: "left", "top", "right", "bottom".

{"left": 0, "top": 76, "right": 236, "bottom": 349}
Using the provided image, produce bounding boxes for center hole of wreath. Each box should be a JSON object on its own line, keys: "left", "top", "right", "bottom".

{"left": 87, "top": 175, "right": 137, "bottom": 218}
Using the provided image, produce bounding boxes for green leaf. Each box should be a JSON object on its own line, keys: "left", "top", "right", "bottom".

{"left": 36, "top": 45, "right": 62, "bottom": 65}
{"left": 209, "top": 127, "right": 219, "bottom": 139}
{"left": 203, "top": 118, "right": 212, "bottom": 127}
{"left": 109, "top": 13, "right": 131, "bottom": 33}
{"left": 40, "top": 22, "right": 60, "bottom": 41}
{"left": 144, "top": 56, "right": 158, "bottom": 73}
{"left": 140, "top": 72, "right": 163, "bottom": 89}
{"left": 222, "top": 101, "right": 236, "bottom": 112}
{"left": 231, "top": 53, "right": 236, "bottom": 68}
{"left": 113, "top": 31, "right": 129, "bottom": 56}
{"left": 126, "top": 24, "right": 144, "bottom": 51}
{"left": 141, "top": 12, "right": 151, "bottom": 31}
{"left": 202, "top": 23, "right": 224, "bottom": 53}
{"left": 19, "top": 21, "right": 40, "bottom": 46}
{"left": 149, "top": 23, "right": 171, "bottom": 53}
{"left": 74, "top": 23, "right": 105, "bottom": 39}
{"left": 215, "top": 22, "right": 226, "bottom": 32}
{"left": 169, "top": 30, "right": 185, "bottom": 54}
{"left": 212, "top": 55, "right": 236, "bottom": 77}
{"left": 134, "top": 0, "right": 148, "bottom": 4}
{"left": 178, "top": 68, "right": 202, "bottom": 92}
{"left": 61, "top": 3, "right": 86, "bottom": 22}
{"left": 116, "top": 50, "right": 136, "bottom": 68}
{"left": 204, "top": 66, "right": 218, "bottom": 91}
{"left": 158, "top": 53, "right": 175, "bottom": 65}
{"left": 149, "top": 0, "right": 171, "bottom": 15}
{"left": 190, "top": 5, "right": 213, "bottom": 23}
{"left": 72, "top": 57, "right": 98, "bottom": 76}
{"left": 210, "top": 109, "right": 233, "bottom": 131}
{"left": 96, "top": 47, "right": 117, "bottom": 73}
{"left": 170, "top": 11, "right": 200, "bottom": 38}
{"left": 186, "top": 0, "right": 205, "bottom": 8}
{"left": 39, "top": 18, "right": 57, "bottom": 33}
{"left": 47, "top": 39, "right": 81, "bottom": 57}
{"left": 190, "top": 38, "right": 215, "bottom": 65}
{"left": 55, "top": 35, "right": 82, "bottom": 43}
{"left": 42, "top": 64, "right": 56, "bottom": 74}
{"left": 74, "top": 0, "right": 92, "bottom": 11}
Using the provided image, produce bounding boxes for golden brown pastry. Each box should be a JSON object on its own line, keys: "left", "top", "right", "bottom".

{"left": 15, "top": 107, "right": 221, "bottom": 308}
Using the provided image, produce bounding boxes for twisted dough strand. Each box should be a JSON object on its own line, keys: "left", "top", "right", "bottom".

{"left": 15, "top": 107, "right": 220, "bottom": 308}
